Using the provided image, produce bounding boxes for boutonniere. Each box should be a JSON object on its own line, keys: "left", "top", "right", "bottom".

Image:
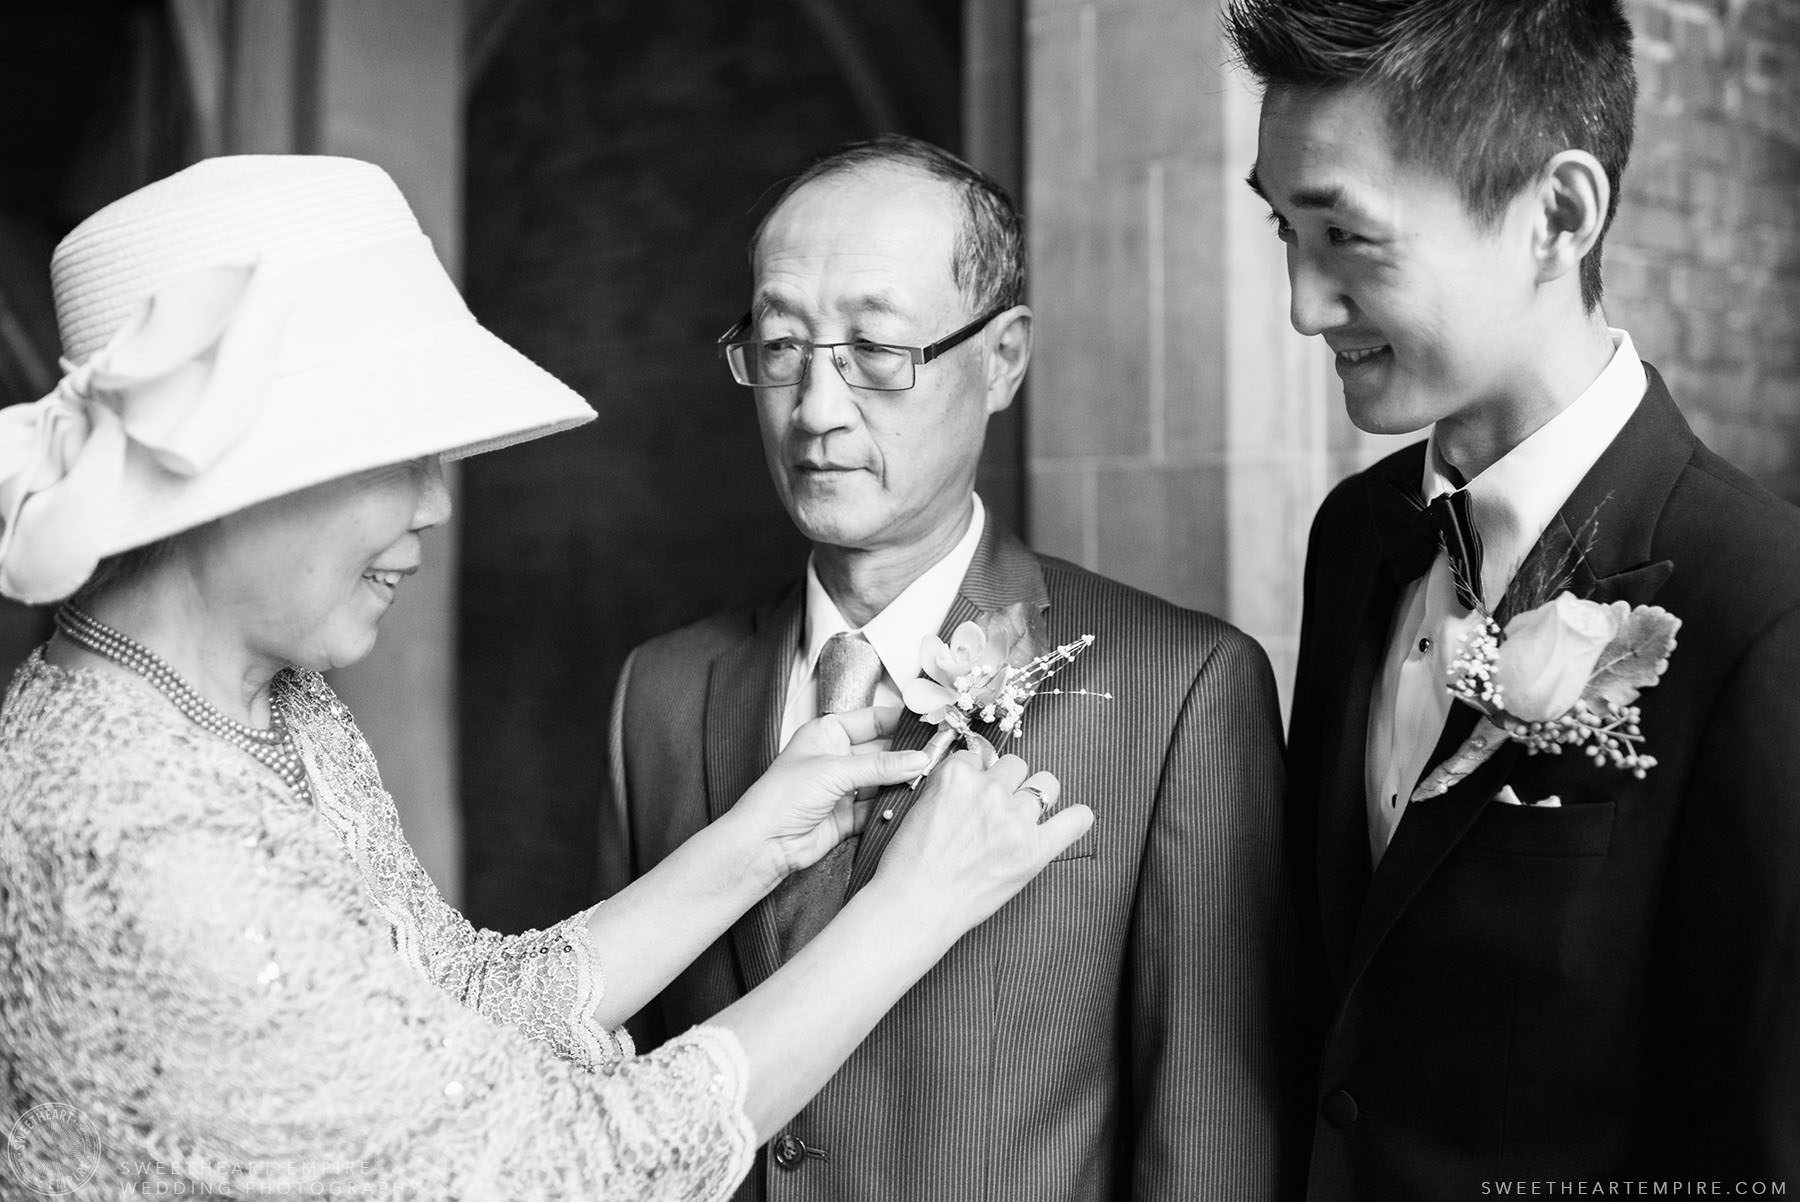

{"left": 1414, "top": 514, "right": 1681, "bottom": 802}
{"left": 900, "top": 600, "right": 1108, "bottom": 785}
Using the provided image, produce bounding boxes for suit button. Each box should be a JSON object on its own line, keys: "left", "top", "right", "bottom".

{"left": 1320, "top": 1088, "right": 1360, "bottom": 1127}
{"left": 1324, "top": 1086, "right": 1360, "bottom": 1130}
{"left": 772, "top": 1133, "right": 806, "bottom": 1170}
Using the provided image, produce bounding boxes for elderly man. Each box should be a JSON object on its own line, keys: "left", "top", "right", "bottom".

{"left": 604, "top": 135, "right": 1292, "bottom": 1200}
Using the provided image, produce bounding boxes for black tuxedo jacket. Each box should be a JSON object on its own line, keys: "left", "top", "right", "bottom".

{"left": 1288, "top": 368, "right": 1800, "bottom": 1198}
{"left": 605, "top": 519, "right": 1295, "bottom": 1201}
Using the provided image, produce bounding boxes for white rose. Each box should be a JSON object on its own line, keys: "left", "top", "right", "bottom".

{"left": 1493, "top": 593, "right": 1622, "bottom": 722}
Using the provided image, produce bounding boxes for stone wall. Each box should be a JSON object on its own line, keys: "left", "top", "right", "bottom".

{"left": 1024, "top": 0, "right": 1337, "bottom": 705}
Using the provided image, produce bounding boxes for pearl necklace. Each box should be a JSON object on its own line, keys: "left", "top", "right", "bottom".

{"left": 55, "top": 604, "right": 313, "bottom": 807}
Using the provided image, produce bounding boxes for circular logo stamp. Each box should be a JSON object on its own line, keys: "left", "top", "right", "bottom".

{"left": 3, "top": 1103, "right": 102, "bottom": 1196}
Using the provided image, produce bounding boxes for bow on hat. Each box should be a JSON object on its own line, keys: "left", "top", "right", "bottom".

{"left": 0, "top": 262, "right": 281, "bottom": 604}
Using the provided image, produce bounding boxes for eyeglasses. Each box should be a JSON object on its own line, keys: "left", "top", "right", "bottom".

{"left": 716, "top": 305, "right": 1009, "bottom": 392}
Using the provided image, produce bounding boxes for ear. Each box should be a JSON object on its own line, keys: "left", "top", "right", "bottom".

{"left": 1532, "top": 150, "right": 1610, "bottom": 288}
{"left": 983, "top": 305, "right": 1032, "bottom": 416}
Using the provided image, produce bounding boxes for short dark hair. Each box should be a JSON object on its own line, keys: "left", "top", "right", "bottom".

{"left": 749, "top": 134, "right": 1025, "bottom": 314}
{"left": 1224, "top": 0, "right": 1636, "bottom": 311}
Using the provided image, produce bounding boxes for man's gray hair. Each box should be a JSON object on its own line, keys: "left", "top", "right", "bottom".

{"left": 749, "top": 133, "right": 1025, "bottom": 313}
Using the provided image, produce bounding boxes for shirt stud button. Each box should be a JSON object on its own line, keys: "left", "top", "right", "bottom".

{"left": 1418, "top": 636, "right": 1433, "bottom": 654}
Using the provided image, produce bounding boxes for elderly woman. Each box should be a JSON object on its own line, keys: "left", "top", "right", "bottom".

{"left": 0, "top": 156, "right": 1088, "bottom": 1200}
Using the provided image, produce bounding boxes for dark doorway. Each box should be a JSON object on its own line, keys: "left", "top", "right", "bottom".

{"left": 0, "top": 1, "right": 200, "bottom": 678}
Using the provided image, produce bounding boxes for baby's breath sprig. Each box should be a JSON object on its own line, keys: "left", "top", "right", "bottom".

{"left": 980, "top": 635, "right": 1111, "bottom": 736}
{"left": 1500, "top": 698, "right": 1657, "bottom": 778}
{"left": 903, "top": 623, "right": 1108, "bottom": 788}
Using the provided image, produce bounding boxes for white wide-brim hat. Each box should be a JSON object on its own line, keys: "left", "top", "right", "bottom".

{"left": 0, "top": 154, "right": 595, "bottom": 604}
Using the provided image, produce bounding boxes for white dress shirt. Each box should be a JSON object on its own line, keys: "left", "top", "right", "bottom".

{"left": 778, "top": 494, "right": 987, "bottom": 751}
{"left": 1365, "top": 329, "right": 1648, "bottom": 862}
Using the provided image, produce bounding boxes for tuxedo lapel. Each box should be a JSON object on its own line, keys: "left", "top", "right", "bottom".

{"left": 1335, "top": 368, "right": 1693, "bottom": 1005}
{"left": 704, "top": 586, "right": 802, "bottom": 993}
{"left": 1555, "top": 365, "right": 1691, "bottom": 589}
{"left": 1304, "top": 447, "right": 1434, "bottom": 984}
{"left": 1544, "top": 368, "right": 1691, "bottom": 616}
{"left": 1550, "top": 512, "right": 1675, "bottom": 610}
{"left": 1314, "top": 501, "right": 1398, "bottom": 986}
{"left": 845, "top": 521, "right": 1050, "bottom": 896}
{"left": 1340, "top": 714, "right": 1521, "bottom": 1002}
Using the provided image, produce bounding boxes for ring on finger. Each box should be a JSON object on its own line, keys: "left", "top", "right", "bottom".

{"left": 1016, "top": 783, "right": 1052, "bottom": 813}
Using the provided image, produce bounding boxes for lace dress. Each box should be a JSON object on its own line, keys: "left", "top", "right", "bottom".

{"left": 0, "top": 652, "right": 755, "bottom": 1200}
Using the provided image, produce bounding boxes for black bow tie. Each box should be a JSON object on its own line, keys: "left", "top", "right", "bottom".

{"left": 1371, "top": 480, "right": 1485, "bottom": 612}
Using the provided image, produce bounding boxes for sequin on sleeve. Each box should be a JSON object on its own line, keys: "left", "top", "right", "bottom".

{"left": 279, "top": 669, "right": 633, "bottom": 1068}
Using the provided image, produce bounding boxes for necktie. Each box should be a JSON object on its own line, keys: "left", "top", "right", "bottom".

{"left": 817, "top": 630, "right": 884, "bottom": 717}
{"left": 771, "top": 631, "right": 884, "bottom": 956}
{"left": 1371, "top": 481, "right": 1485, "bottom": 612}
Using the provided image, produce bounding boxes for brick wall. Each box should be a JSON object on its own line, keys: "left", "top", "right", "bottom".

{"left": 1608, "top": 0, "right": 1800, "bottom": 502}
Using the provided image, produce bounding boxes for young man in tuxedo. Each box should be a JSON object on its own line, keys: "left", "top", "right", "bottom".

{"left": 603, "top": 135, "right": 1294, "bottom": 1200}
{"left": 1227, "top": 0, "right": 1800, "bottom": 1195}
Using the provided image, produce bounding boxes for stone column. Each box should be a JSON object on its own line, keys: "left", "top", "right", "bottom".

{"left": 967, "top": 0, "right": 1028, "bottom": 536}
{"left": 1023, "top": 0, "right": 1341, "bottom": 708}
{"left": 172, "top": 0, "right": 468, "bottom": 899}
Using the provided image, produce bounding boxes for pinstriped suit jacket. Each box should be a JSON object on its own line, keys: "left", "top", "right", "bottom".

{"left": 605, "top": 518, "right": 1294, "bottom": 1201}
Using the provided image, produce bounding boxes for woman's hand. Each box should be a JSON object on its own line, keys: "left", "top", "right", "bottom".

{"left": 725, "top": 706, "right": 930, "bottom": 890}
{"left": 872, "top": 750, "right": 1093, "bottom": 937}
{"left": 712, "top": 749, "right": 1090, "bottom": 1140}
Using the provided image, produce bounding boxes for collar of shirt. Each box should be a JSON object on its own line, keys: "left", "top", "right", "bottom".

{"left": 779, "top": 494, "right": 988, "bottom": 749}
{"left": 1423, "top": 328, "right": 1647, "bottom": 611}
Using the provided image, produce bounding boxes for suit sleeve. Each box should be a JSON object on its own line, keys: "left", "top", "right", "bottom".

{"left": 600, "top": 646, "right": 677, "bottom": 1052}
{"left": 1674, "top": 600, "right": 1800, "bottom": 1178}
{"left": 596, "top": 647, "right": 640, "bottom": 902}
{"left": 1127, "top": 627, "right": 1298, "bottom": 1201}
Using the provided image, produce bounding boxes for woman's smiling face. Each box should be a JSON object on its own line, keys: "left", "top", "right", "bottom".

{"left": 182, "top": 456, "right": 453, "bottom": 673}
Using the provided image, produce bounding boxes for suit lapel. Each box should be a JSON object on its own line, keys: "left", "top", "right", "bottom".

{"left": 1310, "top": 451, "right": 1417, "bottom": 984}
{"left": 1335, "top": 367, "right": 1692, "bottom": 1003}
{"left": 845, "top": 521, "right": 1050, "bottom": 896}
{"left": 1554, "top": 364, "right": 1690, "bottom": 589}
{"left": 704, "top": 585, "right": 802, "bottom": 993}
{"left": 1550, "top": 513, "right": 1676, "bottom": 609}
{"left": 1339, "top": 715, "right": 1522, "bottom": 1003}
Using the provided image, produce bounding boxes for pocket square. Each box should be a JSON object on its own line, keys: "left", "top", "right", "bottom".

{"left": 1494, "top": 785, "right": 1561, "bottom": 808}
